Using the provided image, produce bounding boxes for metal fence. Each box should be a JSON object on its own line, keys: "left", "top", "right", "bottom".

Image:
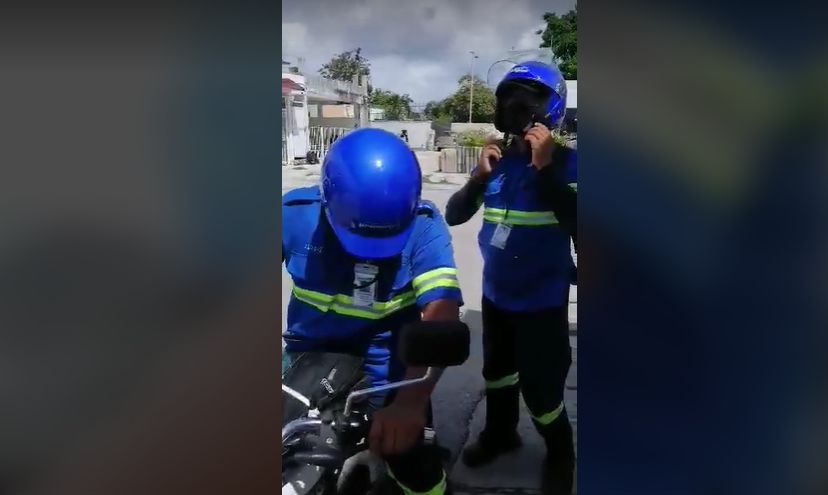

{"left": 308, "top": 126, "right": 350, "bottom": 163}
{"left": 450, "top": 138, "right": 576, "bottom": 173}
{"left": 455, "top": 146, "right": 482, "bottom": 174}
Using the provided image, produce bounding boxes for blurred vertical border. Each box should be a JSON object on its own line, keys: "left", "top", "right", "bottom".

{"left": 580, "top": 0, "right": 828, "bottom": 493}
{"left": 0, "top": 4, "right": 283, "bottom": 494}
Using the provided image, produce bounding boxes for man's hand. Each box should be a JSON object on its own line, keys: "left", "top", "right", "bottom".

{"left": 473, "top": 140, "right": 502, "bottom": 181}
{"left": 368, "top": 397, "right": 428, "bottom": 456}
{"left": 525, "top": 123, "right": 555, "bottom": 170}
{"left": 367, "top": 300, "right": 458, "bottom": 456}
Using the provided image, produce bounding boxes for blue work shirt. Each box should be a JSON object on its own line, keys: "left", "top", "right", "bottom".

{"left": 282, "top": 186, "right": 464, "bottom": 401}
{"left": 477, "top": 148, "right": 577, "bottom": 311}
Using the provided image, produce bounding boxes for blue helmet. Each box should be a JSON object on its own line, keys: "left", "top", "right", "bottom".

{"left": 495, "top": 60, "right": 567, "bottom": 131}
{"left": 320, "top": 128, "right": 422, "bottom": 260}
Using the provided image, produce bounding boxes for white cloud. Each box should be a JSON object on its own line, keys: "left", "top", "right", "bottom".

{"left": 281, "top": 22, "right": 309, "bottom": 58}
{"left": 282, "top": 0, "right": 575, "bottom": 101}
{"left": 515, "top": 23, "right": 546, "bottom": 50}
{"left": 369, "top": 57, "right": 456, "bottom": 103}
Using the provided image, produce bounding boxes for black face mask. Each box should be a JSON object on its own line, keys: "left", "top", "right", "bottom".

{"left": 494, "top": 82, "right": 550, "bottom": 136}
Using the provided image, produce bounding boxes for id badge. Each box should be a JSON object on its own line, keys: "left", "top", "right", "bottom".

{"left": 490, "top": 223, "right": 512, "bottom": 250}
{"left": 353, "top": 263, "right": 379, "bottom": 307}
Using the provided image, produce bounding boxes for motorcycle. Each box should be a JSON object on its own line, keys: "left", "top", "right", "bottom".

{"left": 281, "top": 320, "right": 471, "bottom": 495}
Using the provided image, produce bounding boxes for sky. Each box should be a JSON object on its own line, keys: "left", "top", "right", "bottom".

{"left": 282, "top": 0, "right": 576, "bottom": 106}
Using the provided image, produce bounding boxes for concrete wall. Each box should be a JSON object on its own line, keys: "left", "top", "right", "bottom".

{"left": 566, "top": 80, "right": 577, "bottom": 109}
{"left": 309, "top": 117, "right": 358, "bottom": 129}
{"left": 369, "top": 121, "right": 434, "bottom": 149}
{"left": 283, "top": 94, "right": 310, "bottom": 161}
{"left": 318, "top": 104, "right": 355, "bottom": 118}
{"left": 303, "top": 73, "right": 369, "bottom": 105}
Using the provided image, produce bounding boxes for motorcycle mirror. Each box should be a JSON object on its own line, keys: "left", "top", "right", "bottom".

{"left": 398, "top": 320, "right": 470, "bottom": 367}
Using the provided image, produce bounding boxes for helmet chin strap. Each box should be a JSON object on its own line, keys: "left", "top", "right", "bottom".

{"left": 499, "top": 109, "right": 558, "bottom": 154}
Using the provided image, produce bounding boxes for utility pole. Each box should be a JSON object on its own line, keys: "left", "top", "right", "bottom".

{"left": 468, "top": 50, "right": 478, "bottom": 123}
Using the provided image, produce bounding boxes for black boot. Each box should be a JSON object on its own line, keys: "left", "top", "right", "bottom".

{"left": 461, "top": 428, "right": 522, "bottom": 468}
{"left": 539, "top": 415, "right": 575, "bottom": 495}
{"left": 461, "top": 385, "right": 521, "bottom": 468}
{"left": 541, "top": 456, "right": 574, "bottom": 495}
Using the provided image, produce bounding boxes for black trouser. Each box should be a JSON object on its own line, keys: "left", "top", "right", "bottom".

{"left": 480, "top": 294, "right": 573, "bottom": 456}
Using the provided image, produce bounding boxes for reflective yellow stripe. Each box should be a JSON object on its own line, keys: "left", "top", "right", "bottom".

{"left": 387, "top": 466, "right": 447, "bottom": 495}
{"left": 483, "top": 207, "right": 559, "bottom": 226}
{"left": 417, "top": 279, "right": 460, "bottom": 295}
{"left": 486, "top": 372, "right": 519, "bottom": 389}
{"left": 412, "top": 267, "right": 456, "bottom": 288}
{"left": 291, "top": 286, "right": 416, "bottom": 319}
{"left": 412, "top": 267, "right": 460, "bottom": 298}
{"left": 487, "top": 208, "right": 553, "bottom": 218}
{"left": 531, "top": 402, "right": 565, "bottom": 425}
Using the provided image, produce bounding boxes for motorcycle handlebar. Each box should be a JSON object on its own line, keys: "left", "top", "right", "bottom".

{"left": 290, "top": 451, "right": 343, "bottom": 469}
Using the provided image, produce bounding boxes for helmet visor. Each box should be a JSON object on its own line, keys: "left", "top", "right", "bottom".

{"left": 485, "top": 48, "right": 556, "bottom": 89}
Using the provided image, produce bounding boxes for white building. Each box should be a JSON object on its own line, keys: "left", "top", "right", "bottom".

{"left": 565, "top": 80, "right": 577, "bottom": 133}
{"left": 566, "top": 80, "right": 577, "bottom": 109}
{"left": 282, "top": 70, "right": 309, "bottom": 164}
{"left": 282, "top": 59, "right": 370, "bottom": 165}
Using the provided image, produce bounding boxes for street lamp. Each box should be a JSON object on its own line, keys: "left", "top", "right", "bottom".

{"left": 468, "top": 50, "right": 478, "bottom": 123}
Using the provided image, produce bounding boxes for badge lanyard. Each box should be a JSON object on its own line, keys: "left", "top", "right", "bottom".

{"left": 352, "top": 262, "right": 379, "bottom": 308}
{"left": 502, "top": 172, "right": 527, "bottom": 223}
{"left": 490, "top": 164, "right": 531, "bottom": 250}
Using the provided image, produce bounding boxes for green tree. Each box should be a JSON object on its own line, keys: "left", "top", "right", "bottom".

{"left": 424, "top": 100, "right": 447, "bottom": 120}
{"left": 442, "top": 75, "right": 496, "bottom": 123}
{"left": 370, "top": 89, "right": 414, "bottom": 120}
{"left": 319, "top": 48, "right": 371, "bottom": 83}
{"left": 537, "top": 8, "right": 577, "bottom": 79}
